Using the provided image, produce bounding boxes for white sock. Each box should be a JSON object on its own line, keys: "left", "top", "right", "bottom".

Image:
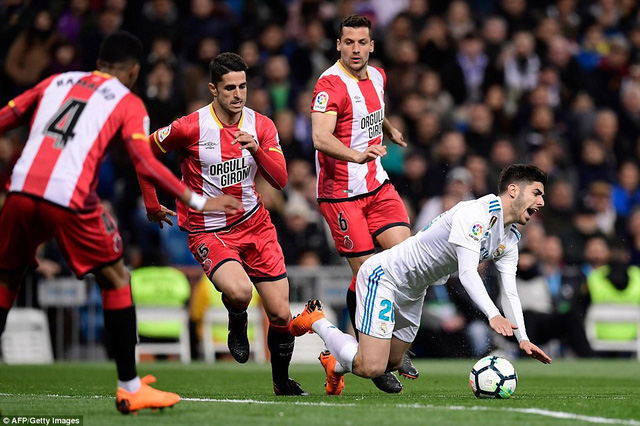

{"left": 312, "top": 318, "right": 358, "bottom": 373}
{"left": 118, "top": 376, "right": 141, "bottom": 393}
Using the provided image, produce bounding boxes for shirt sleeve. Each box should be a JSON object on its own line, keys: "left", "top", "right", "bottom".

{"left": 448, "top": 206, "right": 486, "bottom": 252}
{"left": 149, "top": 114, "right": 193, "bottom": 155}
{"left": 0, "top": 74, "right": 56, "bottom": 133}
{"left": 455, "top": 244, "right": 501, "bottom": 320}
{"left": 139, "top": 114, "right": 195, "bottom": 211}
{"left": 495, "top": 247, "right": 528, "bottom": 342}
{"left": 117, "top": 94, "right": 186, "bottom": 199}
{"left": 311, "top": 75, "right": 345, "bottom": 114}
{"left": 254, "top": 114, "right": 287, "bottom": 189}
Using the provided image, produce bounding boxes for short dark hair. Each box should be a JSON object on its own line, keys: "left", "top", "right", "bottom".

{"left": 98, "top": 31, "right": 143, "bottom": 64}
{"left": 209, "top": 53, "right": 248, "bottom": 85}
{"left": 339, "top": 14, "right": 372, "bottom": 38}
{"left": 498, "top": 164, "right": 547, "bottom": 194}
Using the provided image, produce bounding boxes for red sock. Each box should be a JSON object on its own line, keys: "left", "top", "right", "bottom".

{"left": 0, "top": 286, "right": 18, "bottom": 309}
{"left": 269, "top": 319, "right": 291, "bottom": 334}
{"left": 222, "top": 295, "right": 250, "bottom": 313}
{"left": 348, "top": 276, "right": 356, "bottom": 292}
{"left": 101, "top": 285, "right": 133, "bottom": 310}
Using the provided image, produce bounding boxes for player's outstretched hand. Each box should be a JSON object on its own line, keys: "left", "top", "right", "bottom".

{"left": 357, "top": 145, "right": 387, "bottom": 163}
{"left": 386, "top": 127, "right": 407, "bottom": 147}
{"left": 203, "top": 194, "right": 242, "bottom": 214}
{"left": 146, "top": 205, "right": 176, "bottom": 229}
{"left": 520, "top": 340, "right": 552, "bottom": 364}
{"left": 489, "top": 315, "right": 517, "bottom": 337}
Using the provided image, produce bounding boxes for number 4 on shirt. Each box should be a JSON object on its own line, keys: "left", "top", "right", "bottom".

{"left": 44, "top": 98, "right": 87, "bottom": 148}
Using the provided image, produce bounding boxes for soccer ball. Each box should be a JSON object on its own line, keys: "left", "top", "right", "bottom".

{"left": 469, "top": 356, "right": 518, "bottom": 399}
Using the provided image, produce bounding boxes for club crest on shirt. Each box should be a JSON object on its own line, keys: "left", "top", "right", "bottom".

{"left": 344, "top": 235, "right": 354, "bottom": 250}
{"left": 313, "top": 91, "right": 329, "bottom": 112}
{"left": 157, "top": 125, "right": 171, "bottom": 142}
{"left": 468, "top": 222, "right": 483, "bottom": 241}
{"left": 493, "top": 244, "right": 506, "bottom": 258}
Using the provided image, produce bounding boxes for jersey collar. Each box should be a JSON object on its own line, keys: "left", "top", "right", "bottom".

{"left": 337, "top": 60, "right": 370, "bottom": 82}
{"left": 209, "top": 103, "right": 244, "bottom": 129}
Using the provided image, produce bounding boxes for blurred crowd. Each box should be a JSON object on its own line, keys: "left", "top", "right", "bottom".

{"left": 2, "top": 0, "right": 640, "bottom": 359}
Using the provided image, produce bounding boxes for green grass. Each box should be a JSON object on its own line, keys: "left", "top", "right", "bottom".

{"left": 1, "top": 359, "right": 639, "bottom": 426}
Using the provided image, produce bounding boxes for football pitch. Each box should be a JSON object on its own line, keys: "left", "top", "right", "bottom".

{"left": 1, "top": 359, "right": 639, "bottom": 426}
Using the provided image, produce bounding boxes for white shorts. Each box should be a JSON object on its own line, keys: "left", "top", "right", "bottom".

{"left": 355, "top": 258, "right": 427, "bottom": 342}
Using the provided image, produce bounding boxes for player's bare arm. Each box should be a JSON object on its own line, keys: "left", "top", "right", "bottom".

{"left": 382, "top": 117, "right": 406, "bottom": 147}
{"left": 312, "top": 112, "right": 386, "bottom": 163}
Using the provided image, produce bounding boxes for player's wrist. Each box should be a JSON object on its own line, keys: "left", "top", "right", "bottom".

{"left": 188, "top": 192, "right": 207, "bottom": 211}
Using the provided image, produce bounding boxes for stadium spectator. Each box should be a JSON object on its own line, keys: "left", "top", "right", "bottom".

{"left": 140, "top": 52, "right": 308, "bottom": 396}
{"left": 0, "top": 31, "right": 240, "bottom": 414}
{"left": 611, "top": 160, "right": 640, "bottom": 218}
{"left": 586, "top": 180, "right": 618, "bottom": 237}
{"left": 516, "top": 237, "right": 594, "bottom": 357}
{"left": 4, "top": 8, "right": 57, "bottom": 92}
{"left": 309, "top": 14, "right": 415, "bottom": 393}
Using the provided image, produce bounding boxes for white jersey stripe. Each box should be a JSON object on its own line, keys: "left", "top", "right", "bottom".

{"left": 43, "top": 84, "right": 126, "bottom": 205}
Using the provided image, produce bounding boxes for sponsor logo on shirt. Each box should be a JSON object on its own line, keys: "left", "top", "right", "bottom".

{"left": 360, "top": 109, "right": 383, "bottom": 139}
{"left": 157, "top": 125, "right": 171, "bottom": 142}
{"left": 468, "top": 222, "right": 483, "bottom": 241}
{"left": 209, "top": 156, "right": 251, "bottom": 187}
{"left": 313, "top": 91, "right": 329, "bottom": 112}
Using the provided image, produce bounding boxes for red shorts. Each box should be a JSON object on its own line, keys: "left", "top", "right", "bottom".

{"left": 187, "top": 205, "right": 286, "bottom": 282}
{"left": 319, "top": 183, "right": 410, "bottom": 257}
{"left": 0, "top": 193, "right": 123, "bottom": 277}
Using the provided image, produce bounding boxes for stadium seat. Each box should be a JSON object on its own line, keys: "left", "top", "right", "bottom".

{"left": 585, "top": 303, "right": 640, "bottom": 361}
{"left": 202, "top": 284, "right": 266, "bottom": 363}
{"left": 1, "top": 308, "right": 54, "bottom": 364}
{"left": 131, "top": 266, "right": 191, "bottom": 363}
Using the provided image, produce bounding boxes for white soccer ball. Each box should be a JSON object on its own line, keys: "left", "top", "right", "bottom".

{"left": 469, "top": 355, "right": 518, "bottom": 399}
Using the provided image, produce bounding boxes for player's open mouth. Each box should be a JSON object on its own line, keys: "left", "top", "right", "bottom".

{"left": 526, "top": 207, "right": 538, "bottom": 216}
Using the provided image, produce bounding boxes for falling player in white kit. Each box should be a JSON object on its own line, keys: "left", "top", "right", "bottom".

{"left": 290, "top": 164, "right": 552, "bottom": 395}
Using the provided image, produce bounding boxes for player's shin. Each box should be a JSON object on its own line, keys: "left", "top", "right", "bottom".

{"left": 0, "top": 286, "right": 18, "bottom": 335}
{"left": 102, "top": 286, "right": 138, "bottom": 384}
{"left": 312, "top": 318, "right": 357, "bottom": 373}
{"left": 346, "top": 277, "right": 358, "bottom": 339}
{"left": 268, "top": 321, "right": 294, "bottom": 382}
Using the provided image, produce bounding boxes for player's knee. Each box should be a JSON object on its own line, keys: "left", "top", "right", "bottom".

{"left": 353, "top": 358, "right": 385, "bottom": 379}
{"left": 222, "top": 284, "right": 253, "bottom": 306}
{"left": 265, "top": 308, "right": 290, "bottom": 326}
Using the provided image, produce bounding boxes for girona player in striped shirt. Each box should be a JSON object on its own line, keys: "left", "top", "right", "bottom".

{"left": 0, "top": 32, "right": 240, "bottom": 414}
{"left": 140, "top": 53, "right": 307, "bottom": 396}
{"left": 309, "top": 14, "right": 417, "bottom": 393}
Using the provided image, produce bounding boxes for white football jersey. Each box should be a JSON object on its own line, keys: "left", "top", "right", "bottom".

{"left": 376, "top": 194, "right": 520, "bottom": 297}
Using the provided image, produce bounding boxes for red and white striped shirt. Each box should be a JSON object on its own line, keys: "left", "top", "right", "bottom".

{"left": 0, "top": 71, "right": 186, "bottom": 211}
{"left": 146, "top": 104, "right": 287, "bottom": 232}
{"left": 311, "top": 61, "right": 389, "bottom": 201}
